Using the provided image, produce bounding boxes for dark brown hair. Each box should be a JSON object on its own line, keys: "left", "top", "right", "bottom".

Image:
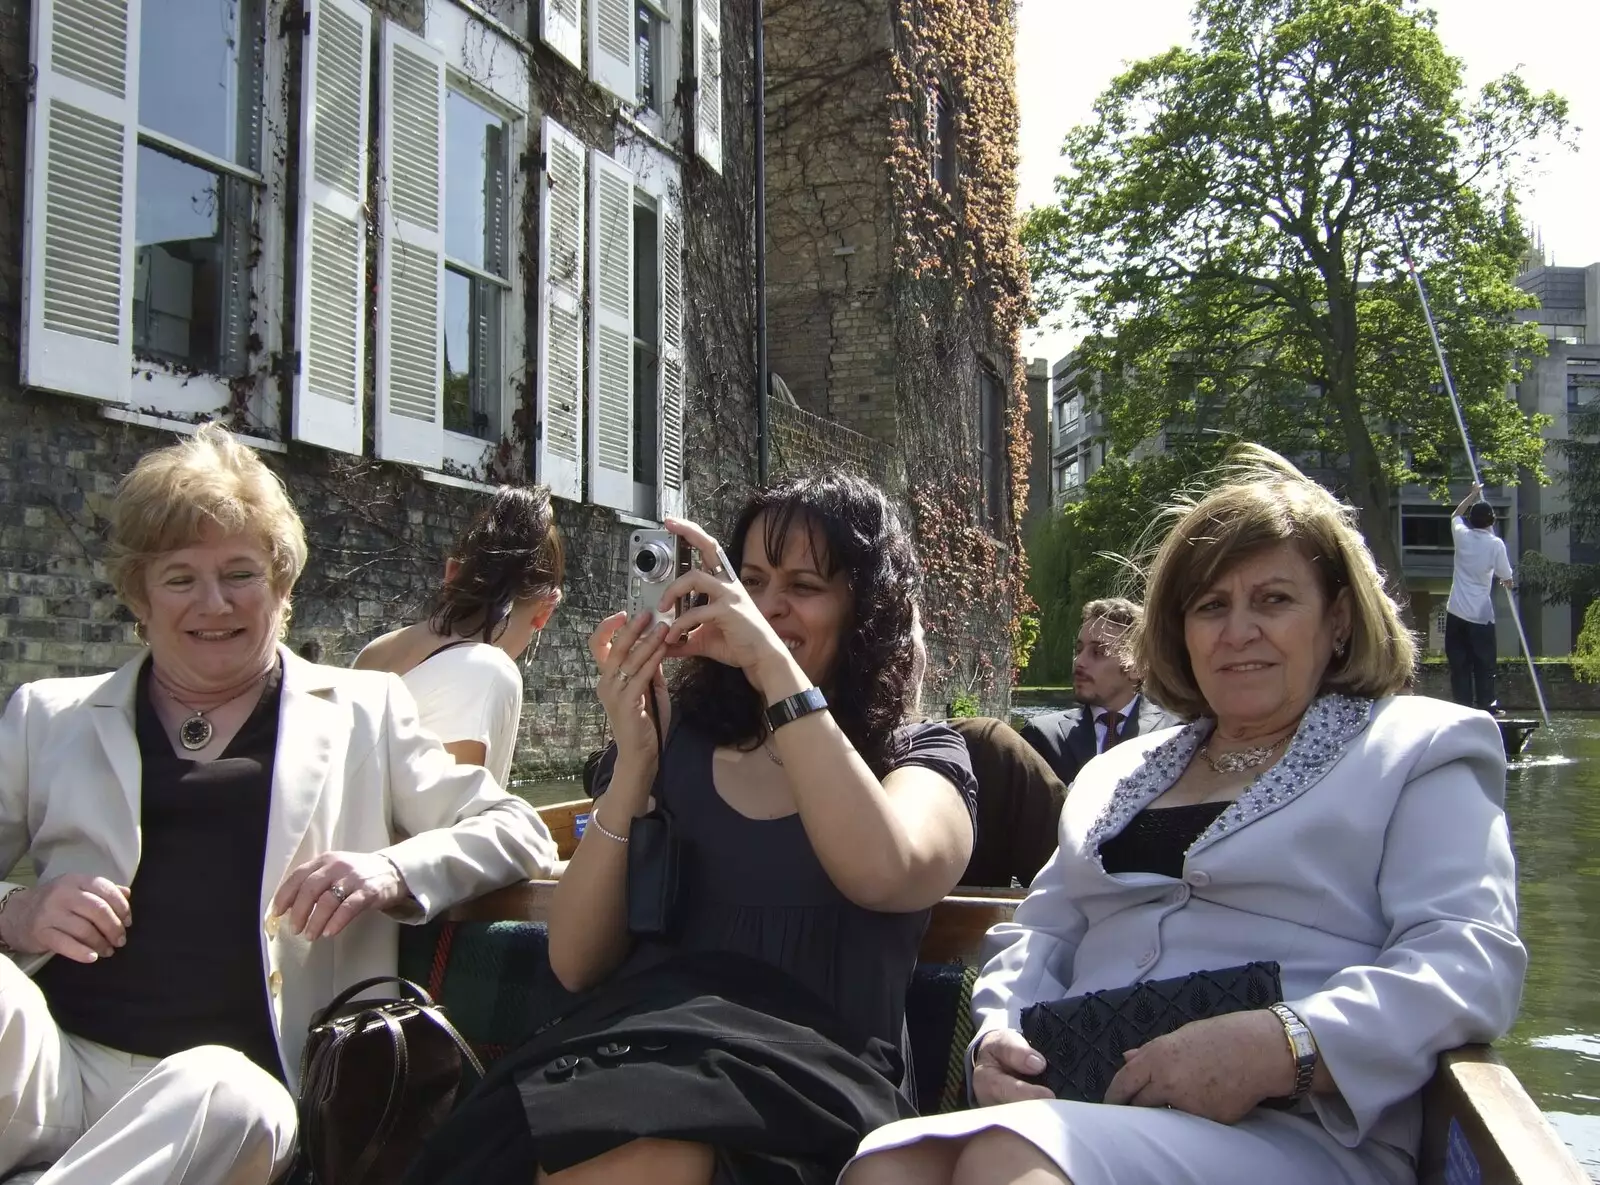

{"left": 430, "top": 486, "right": 564, "bottom": 642}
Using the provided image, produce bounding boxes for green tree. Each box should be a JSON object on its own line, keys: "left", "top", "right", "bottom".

{"left": 1024, "top": 0, "right": 1569, "bottom": 591}
{"left": 1023, "top": 449, "right": 1219, "bottom": 684}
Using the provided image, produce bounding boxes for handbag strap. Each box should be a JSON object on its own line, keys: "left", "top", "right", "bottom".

{"left": 418, "top": 1002, "right": 487, "bottom": 1081}
{"left": 309, "top": 975, "right": 432, "bottom": 1029}
{"left": 345, "top": 1008, "right": 409, "bottom": 1185}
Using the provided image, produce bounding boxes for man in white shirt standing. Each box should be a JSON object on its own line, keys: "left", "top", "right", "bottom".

{"left": 1445, "top": 482, "right": 1515, "bottom": 712}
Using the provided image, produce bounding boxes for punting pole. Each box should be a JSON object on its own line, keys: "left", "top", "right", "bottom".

{"left": 1394, "top": 219, "right": 1552, "bottom": 731}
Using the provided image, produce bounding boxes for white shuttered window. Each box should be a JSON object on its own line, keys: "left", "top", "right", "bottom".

{"left": 589, "top": 151, "right": 635, "bottom": 512}
{"left": 375, "top": 22, "right": 446, "bottom": 469}
{"left": 590, "top": 0, "right": 637, "bottom": 104}
{"left": 694, "top": 0, "right": 722, "bottom": 172}
{"left": 536, "top": 118, "right": 585, "bottom": 501}
{"left": 21, "top": 0, "right": 141, "bottom": 403}
{"left": 540, "top": 0, "right": 581, "bottom": 70}
{"left": 293, "top": 0, "right": 372, "bottom": 455}
{"left": 658, "top": 199, "right": 685, "bottom": 519}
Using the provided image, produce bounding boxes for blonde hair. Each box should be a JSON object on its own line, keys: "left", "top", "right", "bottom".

{"left": 1131, "top": 445, "right": 1415, "bottom": 719}
{"left": 107, "top": 423, "right": 308, "bottom": 616}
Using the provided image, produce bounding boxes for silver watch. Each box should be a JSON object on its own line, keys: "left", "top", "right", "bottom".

{"left": 1268, "top": 1003, "right": 1318, "bottom": 1098}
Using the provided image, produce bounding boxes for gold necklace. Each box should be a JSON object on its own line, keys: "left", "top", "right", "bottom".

{"left": 1198, "top": 735, "right": 1288, "bottom": 775}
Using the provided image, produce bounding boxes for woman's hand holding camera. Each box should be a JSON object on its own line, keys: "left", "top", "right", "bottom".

{"left": 656, "top": 518, "right": 803, "bottom": 698}
{"left": 589, "top": 609, "right": 672, "bottom": 780}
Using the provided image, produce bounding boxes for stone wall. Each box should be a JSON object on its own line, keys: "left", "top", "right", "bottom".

{"left": 1414, "top": 662, "right": 1600, "bottom": 713}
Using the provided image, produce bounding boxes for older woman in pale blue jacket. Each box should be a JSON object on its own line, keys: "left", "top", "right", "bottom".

{"left": 844, "top": 447, "right": 1525, "bottom": 1185}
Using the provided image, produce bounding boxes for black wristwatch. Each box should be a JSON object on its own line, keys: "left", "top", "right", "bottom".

{"left": 765, "top": 687, "right": 828, "bottom": 732}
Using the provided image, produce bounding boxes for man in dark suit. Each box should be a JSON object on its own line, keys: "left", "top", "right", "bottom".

{"left": 1020, "top": 597, "right": 1182, "bottom": 787}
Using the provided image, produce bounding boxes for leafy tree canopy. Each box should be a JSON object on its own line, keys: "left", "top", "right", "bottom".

{"left": 1023, "top": 0, "right": 1570, "bottom": 591}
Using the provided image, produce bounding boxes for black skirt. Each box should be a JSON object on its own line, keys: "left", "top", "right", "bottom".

{"left": 403, "top": 952, "right": 918, "bottom": 1185}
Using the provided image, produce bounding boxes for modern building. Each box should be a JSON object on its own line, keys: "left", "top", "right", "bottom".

{"left": 1511, "top": 262, "right": 1600, "bottom": 656}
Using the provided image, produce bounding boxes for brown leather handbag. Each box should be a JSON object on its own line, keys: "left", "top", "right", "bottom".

{"left": 297, "top": 976, "right": 483, "bottom": 1185}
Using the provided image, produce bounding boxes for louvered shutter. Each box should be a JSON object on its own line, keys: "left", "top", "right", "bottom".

{"left": 694, "top": 0, "right": 722, "bottom": 172}
{"left": 658, "top": 200, "right": 685, "bottom": 519}
{"left": 590, "top": 0, "right": 636, "bottom": 104}
{"left": 540, "top": 0, "right": 580, "bottom": 69}
{"left": 20, "top": 0, "right": 140, "bottom": 403}
{"left": 535, "top": 118, "right": 584, "bottom": 501}
{"left": 292, "top": 0, "right": 372, "bottom": 455}
{"left": 375, "top": 21, "right": 445, "bottom": 469}
{"left": 588, "top": 150, "right": 634, "bottom": 512}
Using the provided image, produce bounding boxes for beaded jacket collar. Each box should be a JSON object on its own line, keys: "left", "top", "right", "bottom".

{"left": 1084, "top": 693, "right": 1375, "bottom": 859}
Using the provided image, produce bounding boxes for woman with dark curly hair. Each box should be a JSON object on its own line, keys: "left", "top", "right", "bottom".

{"left": 406, "top": 471, "right": 978, "bottom": 1185}
{"left": 356, "top": 485, "right": 563, "bottom": 789}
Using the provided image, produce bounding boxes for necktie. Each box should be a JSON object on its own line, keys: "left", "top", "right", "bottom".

{"left": 1102, "top": 710, "right": 1124, "bottom": 752}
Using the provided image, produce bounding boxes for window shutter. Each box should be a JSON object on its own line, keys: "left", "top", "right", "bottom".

{"left": 540, "top": 0, "right": 581, "bottom": 70}
{"left": 20, "top": 0, "right": 139, "bottom": 403}
{"left": 374, "top": 21, "right": 445, "bottom": 469}
{"left": 658, "top": 201, "right": 685, "bottom": 519}
{"left": 293, "top": 0, "right": 372, "bottom": 455}
{"left": 694, "top": 0, "right": 722, "bottom": 172}
{"left": 535, "top": 117, "right": 585, "bottom": 501}
{"left": 590, "top": 0, "right": 637, "bottom": 104}
{"left": 588, "top": 150, "right": 634, "bottom": 512}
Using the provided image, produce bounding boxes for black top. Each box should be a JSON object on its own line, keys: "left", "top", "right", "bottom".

{"left": 35, "top": 660, "right": 284, "bottom": 1078}
{"left": 594, "top": 720, "right": 978, "bottom": 1057}
{"left": 1097, "top": 802, "right": 1229, "bottom": 879}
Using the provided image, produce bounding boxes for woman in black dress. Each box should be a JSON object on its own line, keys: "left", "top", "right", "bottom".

{"left": 407, "top": 471, "right": 978, "bottom": 1185}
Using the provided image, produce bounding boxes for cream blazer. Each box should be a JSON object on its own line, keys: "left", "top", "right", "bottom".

{"left": 974, "top": 694, "right": 1526, "bottom": 1161}
{"left": 0, "top": 647, "right": 559, "bottom": 1087}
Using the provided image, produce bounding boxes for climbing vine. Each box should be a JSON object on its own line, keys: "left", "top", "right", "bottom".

{"left": 887, "top": 0, "right": 1034, "bottom": 691}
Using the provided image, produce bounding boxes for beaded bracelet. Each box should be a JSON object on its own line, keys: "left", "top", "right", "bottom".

{"left": 588, "top": 807, "right": 630, "bottom": 844}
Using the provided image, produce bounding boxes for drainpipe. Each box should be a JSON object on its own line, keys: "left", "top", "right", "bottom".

{"left": 754, "top": 0, "right": 770, "bottom": 484}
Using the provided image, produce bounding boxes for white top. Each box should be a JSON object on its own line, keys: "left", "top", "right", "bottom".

{"left": 1447, "top": 517, "right": 1513, "bottom": 625}
{"left": 400, "top": 642, "right": 524, "bottom": 789}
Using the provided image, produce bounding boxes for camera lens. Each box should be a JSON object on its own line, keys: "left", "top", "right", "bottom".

{"left": 634, "top": 542, "right": 673, "bottom": 579}
{"left": 634, "top": 549, "right": 659, "bottom": 575}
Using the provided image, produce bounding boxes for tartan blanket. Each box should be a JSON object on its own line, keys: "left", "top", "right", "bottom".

{"left": 397, "top": 920, "right": 977, "bottom": 1115}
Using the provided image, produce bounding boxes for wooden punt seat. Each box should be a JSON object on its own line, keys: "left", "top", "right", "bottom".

{"left": 410, "top": 876, "right": 1589, "bottom": 1184}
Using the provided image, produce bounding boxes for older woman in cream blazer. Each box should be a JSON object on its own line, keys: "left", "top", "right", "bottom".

{"left": 844, "top": 448, "right": 1525, "bottom": 1185}
{"left": 0, "top": 426, "right": 557, "bottom": 1185}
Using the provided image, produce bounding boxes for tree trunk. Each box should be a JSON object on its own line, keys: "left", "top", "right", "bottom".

{"left": 1324, "top": 308, "right": 1409, "bottom": 616}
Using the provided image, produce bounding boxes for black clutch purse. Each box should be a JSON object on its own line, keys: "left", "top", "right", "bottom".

{"left": 1018, "top": 961, "right": 1283, "bottom": 1103}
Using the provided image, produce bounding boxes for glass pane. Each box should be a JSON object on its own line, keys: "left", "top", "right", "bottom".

{"left": 445, "top": 91, "right": 510, "bottom": 275}
{"left": 443, "top": 268, "right": 473, "bottom": 434}
{"left": 132, "top": 145, "right": 252, "bottom": 375}
{"left": 637, "top": 5, "right": 659, "bottom": 113}
{"left": 139, "top": 0, "right": 265, "bottom": 169}
{"left": 443, "top": 269, "right": 503, "bottom": 441}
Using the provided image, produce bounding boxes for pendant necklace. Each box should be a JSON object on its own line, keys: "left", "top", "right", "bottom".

{"left": 761, "top": 737, "right": 784, "bottom": 767}
{"left": 151, "top": 668, "right": 269, "bottom": 751}
{"left": 1198, "top": 735, "right": 1288, "bottom": 775}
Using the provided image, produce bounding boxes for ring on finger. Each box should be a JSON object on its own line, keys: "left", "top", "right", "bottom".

{"left": 330, "top": 884, "right": 348, "bottom": 903}
{"left": 617, "top": 668, "right": 632, "bottom": 682}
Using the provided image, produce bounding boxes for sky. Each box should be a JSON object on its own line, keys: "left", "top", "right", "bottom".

{"left": 1014, "top": 0, "right": 1600, "bottom": 369}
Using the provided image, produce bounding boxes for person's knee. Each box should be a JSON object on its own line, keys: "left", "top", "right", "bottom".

{"left": 951, "top": 1128, "right": 1070, "bottom": 1185}
{"left": 841, "top": 1139, "right": 962, "bottom": 1185}
{"left": 155, "top": 1046, "right": 297, "bottom": 1168}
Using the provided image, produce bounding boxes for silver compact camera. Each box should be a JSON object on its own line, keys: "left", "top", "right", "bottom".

{"left": 626, "top": 529, "right": 693, "bottom": 625}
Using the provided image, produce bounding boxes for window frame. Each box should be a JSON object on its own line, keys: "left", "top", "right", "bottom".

{"left": 427, "top": 3, "right": 531, "bottom": 476}
{"left": 632, "top": 0, "right": 681, "bottom": 142}
{"left": 127, "top": 0, "right": 288, "bottom": 433}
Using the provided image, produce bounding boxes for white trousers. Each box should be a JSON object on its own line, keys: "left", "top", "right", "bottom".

{"left": 0, "top": 956, "right": 298, "bottom": 1185}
